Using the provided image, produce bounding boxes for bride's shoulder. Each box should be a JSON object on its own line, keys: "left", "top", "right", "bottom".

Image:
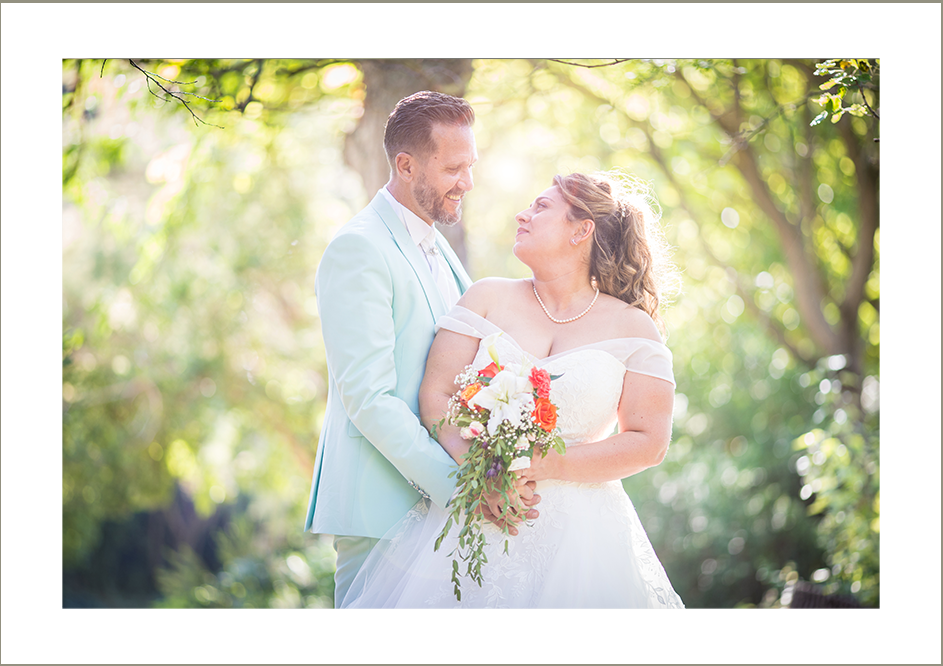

{"left": 601, "top": 297, "right": 663, "bottom": 344}
{"left": 458, "top": 277, "right": 530, "bottom": 315}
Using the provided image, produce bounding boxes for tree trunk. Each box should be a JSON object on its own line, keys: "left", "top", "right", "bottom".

{"left": 344, "top": 59, "right": 475, "bottom": 269}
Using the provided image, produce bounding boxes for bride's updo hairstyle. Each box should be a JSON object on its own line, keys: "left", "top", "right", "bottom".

{"left": 553, "top": 171, "right": 677, "bottom": 329}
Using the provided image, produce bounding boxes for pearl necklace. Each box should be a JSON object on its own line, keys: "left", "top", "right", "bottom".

{"left": 533, "top": 282, "right": 600, "bottom": 324}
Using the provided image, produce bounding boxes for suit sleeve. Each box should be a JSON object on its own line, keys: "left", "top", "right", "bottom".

{"left": 315, "top": 232, "right": 458, "bottom": 508}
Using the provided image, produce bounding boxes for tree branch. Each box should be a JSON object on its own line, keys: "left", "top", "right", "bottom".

{"left": 548, "top": 58, "right": 632, "bottom": 69}
{"left": 859, "top": 87, "right": 879, "bottom": 120}
{"left": 715, "top": 93, "right": 824, "bottom": 167}
{"left": 545, "top": 65, "right": 815, "bottom": 367}
{"left": 236, "top": 59, "right": 264, "bottom": 112}
{"left": 276, "top": 59, "right": 345, "bottom": 77}
{"left": 677, "top": 66, "right": 843, "bottom": 356}
{"left": 62, "top": 59, "right": 83, "bottom": 113}
{"left": 650, "top": 129, "right": 814, "bottom": 367}
{"left": 697, "top": 231, "right": 814, "bottom": 368}
{"left": 677, "top": 71, "right": 824, "bottom": 168}
{"left": 144, "top": 69, "right": 200, "bottom": 86}
{"left": 732, "top": 59, "right": 743, "bottom": 130}
{"left": 837, "top": 119, "right": 879, "bottom": 372}
{"left": 798, "top": 102, "right": 817, "bottom": 232}
{"left": 773, "top": 61, "right": 878, "bottom": 375}
{"left": 129, "top": 59, "right": 224, "bottom": 129}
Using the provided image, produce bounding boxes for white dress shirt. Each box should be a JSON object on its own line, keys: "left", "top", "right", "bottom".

{"left": 379, "top": 187, "right": 461, "bottom": 309}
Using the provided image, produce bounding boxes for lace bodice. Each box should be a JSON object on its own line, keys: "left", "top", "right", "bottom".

{"left": 437, "top": 306, "right": 675, "bottom": 447}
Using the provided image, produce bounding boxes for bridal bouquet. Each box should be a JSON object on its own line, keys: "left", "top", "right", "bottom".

{"left": 432, "top": 334, "right": 566, "bottom": 601}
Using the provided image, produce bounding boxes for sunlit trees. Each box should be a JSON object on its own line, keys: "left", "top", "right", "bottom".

{"left": 522, "top": 58, "right": 879, "bottom": 605}
{"left": 62, "top": 58, "right": 879, "bottom": 608}
{"left": 63, "top": 58, "right": 366, "bottom": 605}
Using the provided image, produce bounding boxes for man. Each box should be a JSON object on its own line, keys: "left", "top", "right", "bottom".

{"left": 304, "top": 91, "right": 536, "bottom": 608}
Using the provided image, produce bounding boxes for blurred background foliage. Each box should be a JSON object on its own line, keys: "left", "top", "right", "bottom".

{"left": 62, "top": 58, "right": 878, "bottom": 609}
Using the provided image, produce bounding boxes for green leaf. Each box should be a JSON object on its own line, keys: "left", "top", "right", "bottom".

{"left": 810, "top": 111, "right": 828, "bottom": 126}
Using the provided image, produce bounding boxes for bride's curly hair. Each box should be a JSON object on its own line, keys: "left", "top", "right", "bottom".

{"left": 553, "top": 170, "right": 679, "bottom": 332}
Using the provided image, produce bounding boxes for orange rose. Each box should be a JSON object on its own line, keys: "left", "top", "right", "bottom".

{"left": 460, "top": 382, "right": 483, "bottom": 405}
{"left": 532, "top": 398, "right": 558, "bottom": 432}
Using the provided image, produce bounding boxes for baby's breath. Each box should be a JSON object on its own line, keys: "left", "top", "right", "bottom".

{"left": 455, "top": 365, "right": 479, "bottom": 386}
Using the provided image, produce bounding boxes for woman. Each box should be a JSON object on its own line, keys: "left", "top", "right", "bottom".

{"left": 343, "top": 170, "right": 684, "bottom": 608}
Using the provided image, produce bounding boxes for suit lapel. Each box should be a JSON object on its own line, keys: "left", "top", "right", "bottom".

{"left": 370, "top": 193, "right": 448, "bottom": 319}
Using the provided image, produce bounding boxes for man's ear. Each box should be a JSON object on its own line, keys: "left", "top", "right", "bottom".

{"left": 394, "top": 152, "right": 415, "bottom": 182}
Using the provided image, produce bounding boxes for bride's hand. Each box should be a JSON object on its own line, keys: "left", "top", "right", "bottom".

{"left": 518, "top": 448, "right": 564, "bottom": 483}
{"left": 477, "top": 479, "right": 540, "bottom": 535}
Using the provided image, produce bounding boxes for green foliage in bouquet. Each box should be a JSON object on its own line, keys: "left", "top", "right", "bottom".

{"left": 432, "top": 338, "right": 565, "bottom": 601}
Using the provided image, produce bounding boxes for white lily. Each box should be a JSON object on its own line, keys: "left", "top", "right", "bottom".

{"left": 468, "top": 368, "right": 535, "bottom": 436}
{"left": 481, "top": 332, "right": 503, "bottom": 367}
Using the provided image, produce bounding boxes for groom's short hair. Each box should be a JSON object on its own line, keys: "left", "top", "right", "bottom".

{"left": 384, "top": 91, "right": 475, "bottom": 168}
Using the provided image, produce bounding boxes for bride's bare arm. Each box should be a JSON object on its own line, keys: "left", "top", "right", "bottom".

{"left": 521, "top": 370, "right": 675, "bottom": 484}
{"left": 418, "top": 329, "right": 482, "bottom": 464}
{"left": 419, "top": 294, "right": 541, "bottom": 531}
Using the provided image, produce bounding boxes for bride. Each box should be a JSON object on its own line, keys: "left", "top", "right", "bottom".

{"left": 343, "top": 170, "right": 684, "bottom": 608}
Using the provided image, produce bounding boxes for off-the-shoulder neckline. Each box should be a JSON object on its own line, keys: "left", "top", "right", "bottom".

{"left": 442, "top": 305, "right": 669, "bottom": 364}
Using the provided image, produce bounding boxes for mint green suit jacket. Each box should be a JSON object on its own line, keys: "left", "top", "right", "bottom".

{"left": 304, "top": 192, "right": 472, "bottom": 539}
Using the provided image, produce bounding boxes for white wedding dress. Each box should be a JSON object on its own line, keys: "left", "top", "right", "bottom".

{"left": 343, "top": 306, "right": 684, "bottom": 609}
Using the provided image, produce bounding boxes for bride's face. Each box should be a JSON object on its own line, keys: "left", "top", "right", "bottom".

{"left": 512, "top": 185, "right": 578, "bottom": 266}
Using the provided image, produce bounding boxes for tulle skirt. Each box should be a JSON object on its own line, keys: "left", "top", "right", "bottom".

{"left": 342, "top": 479, "right": 684, "bottom": 609}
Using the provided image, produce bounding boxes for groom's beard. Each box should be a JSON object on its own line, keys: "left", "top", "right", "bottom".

{"left": 415, "top": 174, "right": 462, "bottom": 227}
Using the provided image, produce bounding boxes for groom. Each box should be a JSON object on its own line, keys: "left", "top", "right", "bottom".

{"left": 305, "top": 91, "right": 535, "bottom": 608}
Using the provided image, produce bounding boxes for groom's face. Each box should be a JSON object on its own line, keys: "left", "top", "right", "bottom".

{"left": 412, "top": 123, "right": 477, "bottom": 227}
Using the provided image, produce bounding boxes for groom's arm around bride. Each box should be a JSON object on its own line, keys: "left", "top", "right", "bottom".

{"left": 304, "top": 91, "right": 534, "bottom": 608}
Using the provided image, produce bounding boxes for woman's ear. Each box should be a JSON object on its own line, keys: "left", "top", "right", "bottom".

{"left": 575, "top": 219, "right": 595, "bottom": 244}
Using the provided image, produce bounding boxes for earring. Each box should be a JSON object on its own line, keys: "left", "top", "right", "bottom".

{"left": 570, "top": 238, "right": 578, "bottom": 245}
